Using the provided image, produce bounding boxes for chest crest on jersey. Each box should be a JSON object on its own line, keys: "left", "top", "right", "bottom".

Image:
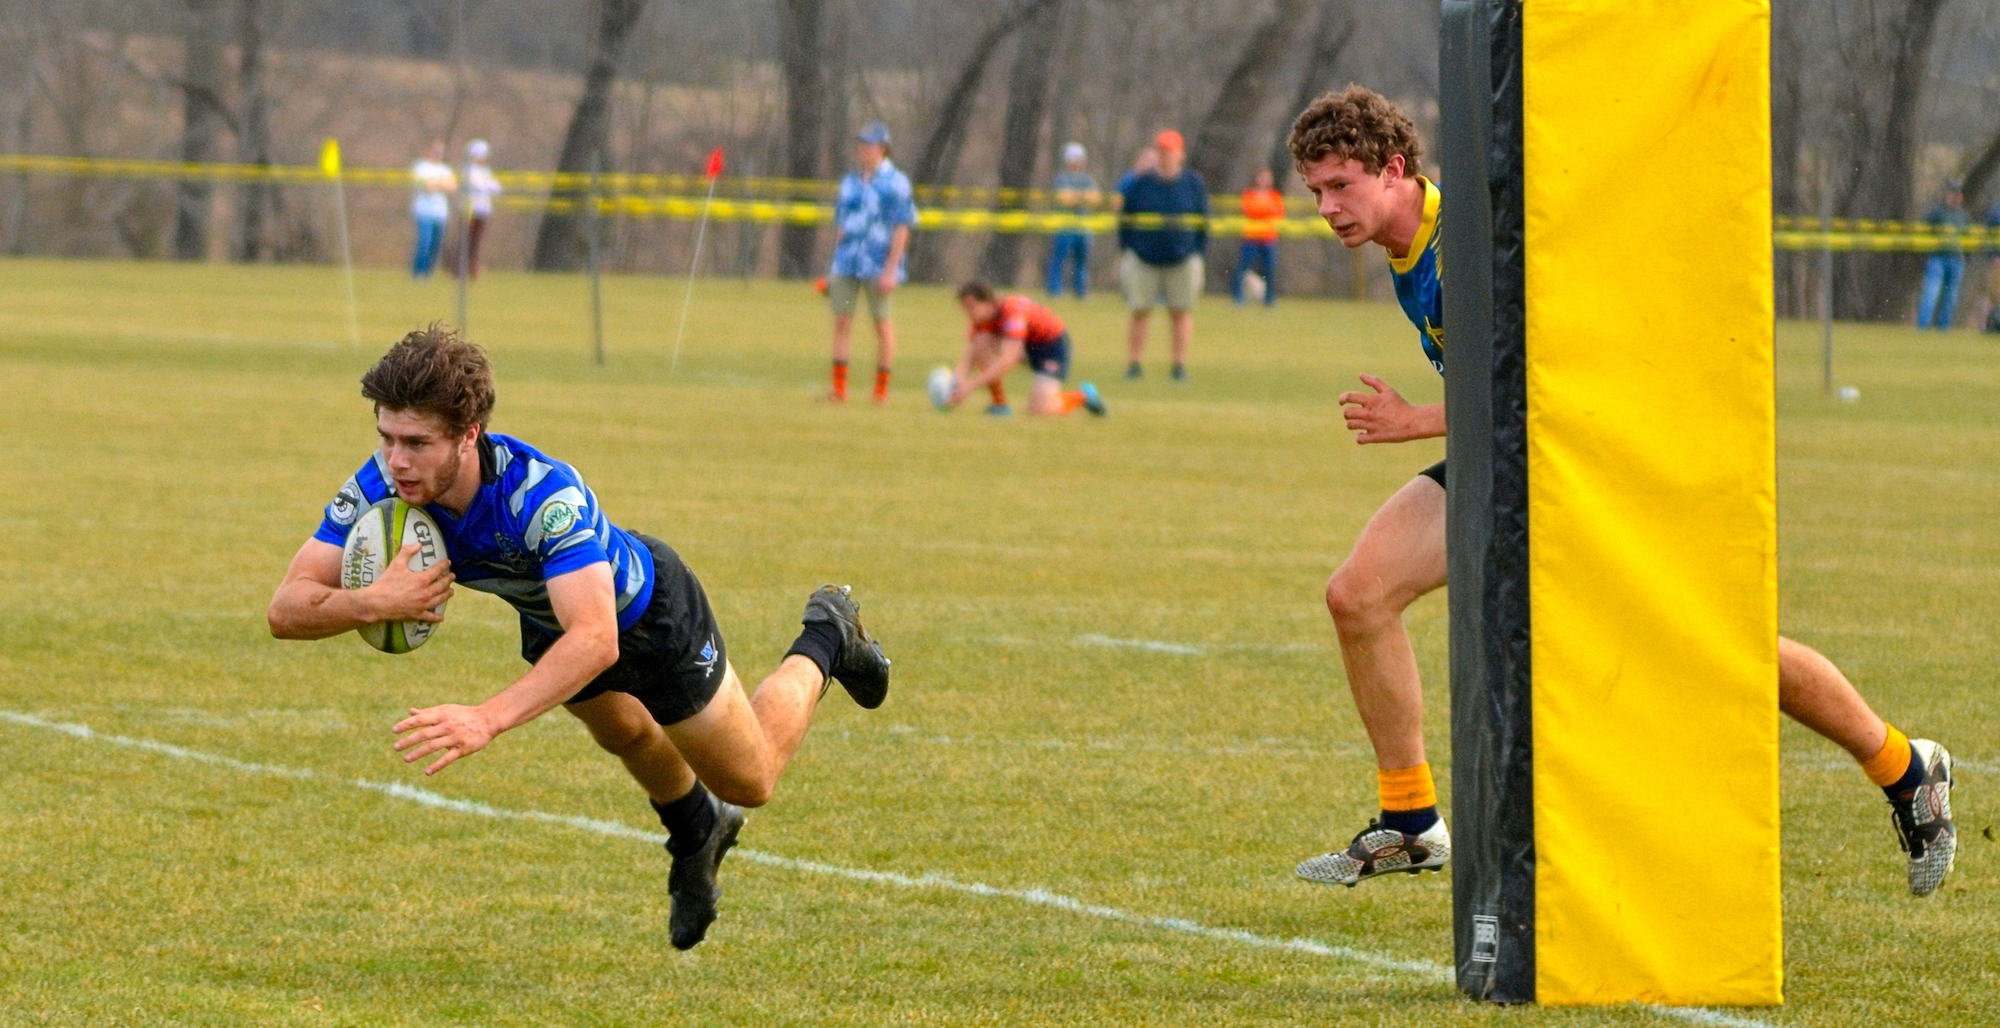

{"left": 487, "top": 532, "right": 538, "bottom": 574}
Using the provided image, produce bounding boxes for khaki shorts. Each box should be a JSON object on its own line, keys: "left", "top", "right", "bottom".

{"left": 828, "top": 275, "right": 892, "bottom": 320}
{"left": 1120, "top": 251, "right": 1204, "bottom": 311}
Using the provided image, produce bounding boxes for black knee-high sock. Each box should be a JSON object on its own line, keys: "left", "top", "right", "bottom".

{"left": 785, "top": 620, "right": 844, "bottom": 679}
{"left": 652, "top": 782, "right": 717, "bottom": 857}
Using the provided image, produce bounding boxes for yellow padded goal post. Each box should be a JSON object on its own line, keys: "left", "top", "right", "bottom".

{"left": 1441, "top": 0, "right": 1780, "bottom": 1006}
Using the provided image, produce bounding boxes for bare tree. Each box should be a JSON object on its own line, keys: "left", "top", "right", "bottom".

{"left": 904, "top": 0, "right": 1061, "bottom": 282}
{"left": 235, "top": 0, "right": 277, "bottom": 262}
{"left": 1772, "top": 0, "right": 1805, "bottom": 316}
{"left": 978, "top": 0, "right": 1065, "bottom": 285}
{"left": 1832, "top": 0, "right": 1949, "bottom": 319}
{"left": 1265, "top": 0, "right": 1354, "bottom": 180}
{"left": 1189, "top": 0, "right": 1316, "bottom": 194}
{"left": 173, "top": 0, "right": 231, "bottom": 261}
{"left": 821, "top": 0, "right": 851, "bottom": 185}
{"left": 532, "top": 0, "right": 649, "bottom": 272}
{"left": 1962, "top": 127, "right": 2000, "bottom": 212}
{"left": 777, "top": 0, "right": 825, "bottom": 277}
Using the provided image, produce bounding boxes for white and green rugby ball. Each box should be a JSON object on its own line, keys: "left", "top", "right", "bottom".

{"left": 341, "top": 497, "right": 449, "bottom": 654}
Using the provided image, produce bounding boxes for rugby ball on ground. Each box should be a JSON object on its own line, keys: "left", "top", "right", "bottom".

{"left": 927, "top": 366, "right": 956, "bottom": 411}
{"left": 341, "top": 497, "right": 449, "bottom": 654}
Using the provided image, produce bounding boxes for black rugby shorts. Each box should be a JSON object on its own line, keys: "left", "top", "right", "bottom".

{"left": 522, "top": 533, "right": 728, "bottom": 727}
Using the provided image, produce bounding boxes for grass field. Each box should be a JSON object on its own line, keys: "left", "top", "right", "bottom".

{"left": 1, "top": 257, "right": 1994, "bottom": 1027}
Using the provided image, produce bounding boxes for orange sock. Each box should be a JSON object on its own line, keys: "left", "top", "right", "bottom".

{"left": 831, "top": 360, "right": 848, "bottom": 399}
{"left": 1378, "top": 763, "right": 1438, "bottom": 812}
{"left": 989, "top": 381, "right": 1007, "bottom": 407}
{"left": 1860, "top": 723, "right": 1913, "bottom": 787}
{"left": 874, "top": 367, "right": 892, "bottom": 401}
{"left": 1060, "top": 389, "right": 1086, "bottom": 413}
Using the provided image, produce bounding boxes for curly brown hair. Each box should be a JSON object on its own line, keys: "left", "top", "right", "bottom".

{"left": 1286, "top": 85, "right": 1423, "bottom": 177}
{"left": 359, "top": 324, "right": 495, "bottom": 436}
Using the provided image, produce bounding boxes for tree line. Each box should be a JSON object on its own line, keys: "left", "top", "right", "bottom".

{"left": 2, "top": 0, "right": 1996, "bottom": 318}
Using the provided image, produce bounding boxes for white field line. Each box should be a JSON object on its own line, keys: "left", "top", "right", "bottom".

{"left": 1070, "top": 634, "right": 1326, "bottom": 656}
{"left": 0, "top": 709, "right": 1790, "bottom": 1027}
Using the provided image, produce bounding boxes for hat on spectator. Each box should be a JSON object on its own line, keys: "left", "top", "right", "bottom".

{"left": 1062, "top": 142, "right": 1087, "bottom": 164}
{"left": 857, "top": 121, "right": 892, "bottom": 145}
{"left": 467, "top": 139, "right": 490, "bottom": 159}
{"left": 1155, "top": 130, "right": 1185, "bottom": 153}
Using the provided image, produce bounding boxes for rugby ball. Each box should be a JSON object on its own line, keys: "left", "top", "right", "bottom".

{"left": 927, "top": 366, "right": 956, "bottom": 411}
{"left": 1241, "top": 270, "right": 1267, "bottom": 303}
{"left": 341, "top": 497, "right": 449, "bottom": 654}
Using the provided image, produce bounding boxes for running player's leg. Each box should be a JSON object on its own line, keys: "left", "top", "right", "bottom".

{"left": 1327, "top": 474, "right": 1445, "bottom": 771}
{"left": 1779, "top": 636, "right": 1957, "bottom": 895}
{"left": 1297, "top": 471, "right": 1449, "bottom": 886}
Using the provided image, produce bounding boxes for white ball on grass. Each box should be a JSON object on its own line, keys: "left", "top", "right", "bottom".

{"left": 927, "top": 366, "right": 956, "bottom": 411}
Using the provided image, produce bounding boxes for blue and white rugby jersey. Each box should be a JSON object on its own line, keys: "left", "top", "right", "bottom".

{"left": 314, "top": 433, "right": 656, "bottom": 633}
{"left": 1387, "top": 176, "right": 1445, "bottom": 376}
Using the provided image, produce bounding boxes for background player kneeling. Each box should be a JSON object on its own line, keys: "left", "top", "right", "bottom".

{"left": 267, "top": 327, "right": 893, "bottom": 949}
{"left": 947, "top": 281, "right": 1106, "bottom": 417}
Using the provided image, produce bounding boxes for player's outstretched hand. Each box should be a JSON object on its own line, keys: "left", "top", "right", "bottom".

{"left": 1337, "top": 374, "right": 1435, "bottom": 444}
{"left": 876, "top": 270, "right": 898, "bottom": 295}
{"left": 393, "top": 704, "right": 494, "bottom": 775}
{"left": 370, "top": 543, "right": 454, "bottom": 623}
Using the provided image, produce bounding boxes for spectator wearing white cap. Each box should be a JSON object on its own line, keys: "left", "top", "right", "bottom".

{"left": 458, "top": 139, "right": 502, "bottom": 280}
{"left": 1047, "top": 142, "right": 1099, "bottom": 299}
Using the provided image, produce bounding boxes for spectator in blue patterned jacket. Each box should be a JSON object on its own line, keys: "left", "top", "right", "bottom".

{"left": 824, "top": 122, "right": 918, "bottom": 403}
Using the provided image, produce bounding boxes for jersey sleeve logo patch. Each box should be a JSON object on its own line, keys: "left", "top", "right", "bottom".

{"left": 539, "top": 500, "right": 579, "bottom": 539}
{"left": 329, "top": 477, "right": 362, "bottom": 526}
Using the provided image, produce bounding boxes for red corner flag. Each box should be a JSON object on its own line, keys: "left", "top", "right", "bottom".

{"left": 704, "top": 147, "right": 724, "bottom": 179}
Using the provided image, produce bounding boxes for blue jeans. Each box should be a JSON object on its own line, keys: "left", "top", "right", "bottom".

{"left": 1047, "top": 232, "right": 1090, "bottom": 297}
{"left": 1917, "top": 253, "right": 1963, "bottom": 329}
{"left": 412, "top": 216, "right": 447, "bottom": 278}
{"left": 1232, "top": 240, "right": 1277, "bottom": 304}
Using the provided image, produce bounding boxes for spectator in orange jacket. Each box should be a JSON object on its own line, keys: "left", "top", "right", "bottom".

{"left": 1233, "top": 167, "right": 1285, "bottom": 306}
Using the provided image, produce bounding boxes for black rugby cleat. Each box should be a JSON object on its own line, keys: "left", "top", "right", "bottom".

{"left": 802, "top": 584, "right": 891, "bottom": 709}
{"left": 667, "top": 794, "right": 745, "bottom": 950}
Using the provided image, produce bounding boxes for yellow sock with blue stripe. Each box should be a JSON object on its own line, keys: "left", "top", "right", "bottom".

{"left": 1861, "top": 723, "right": 1924, "bottom": 800}
{"left": 1378, "top": 762, "right": 1440, "bottom": 834}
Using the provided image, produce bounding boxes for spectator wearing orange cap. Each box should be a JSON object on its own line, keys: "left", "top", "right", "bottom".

{"left": 1233, "top": 167, "right": 1284, "bottom": 306}
{"left": 1116, "top": 129, "right": 1209, "bottom": 381}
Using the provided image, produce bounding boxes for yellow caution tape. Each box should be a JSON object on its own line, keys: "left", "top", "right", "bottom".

{"left": 3, "top": 153, "right": 1991, "bottom": 248}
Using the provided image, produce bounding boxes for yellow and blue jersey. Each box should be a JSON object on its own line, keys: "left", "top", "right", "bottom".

{"left": 314, "top": 433, "right": 656, "bottom": 634}
{"left": 1387, "top": 177, "right": 1444, "bottom": 375}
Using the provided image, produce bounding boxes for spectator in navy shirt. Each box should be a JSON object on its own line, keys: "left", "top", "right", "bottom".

{"left": 1118, "top": 130, "right": 1208, "bottom": 381}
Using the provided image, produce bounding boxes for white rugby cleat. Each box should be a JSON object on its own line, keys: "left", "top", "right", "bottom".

{"left": 1892, "top": 738, "right": 1956, "bottom": 897}
{"left": 1296, "top": 818, "right": 1451, "bottom": 887}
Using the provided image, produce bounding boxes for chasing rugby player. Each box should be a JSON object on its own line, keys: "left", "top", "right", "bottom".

{"left": 268, "top": 327, "right": 893, "bottom": 948}
{"left": 1285, "top": 86, "right": 1956, "bottom": 896}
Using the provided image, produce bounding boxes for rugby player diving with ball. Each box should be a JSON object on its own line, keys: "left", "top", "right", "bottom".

{"left": 268, "top": 326, "right": 892, "bottom": 949}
